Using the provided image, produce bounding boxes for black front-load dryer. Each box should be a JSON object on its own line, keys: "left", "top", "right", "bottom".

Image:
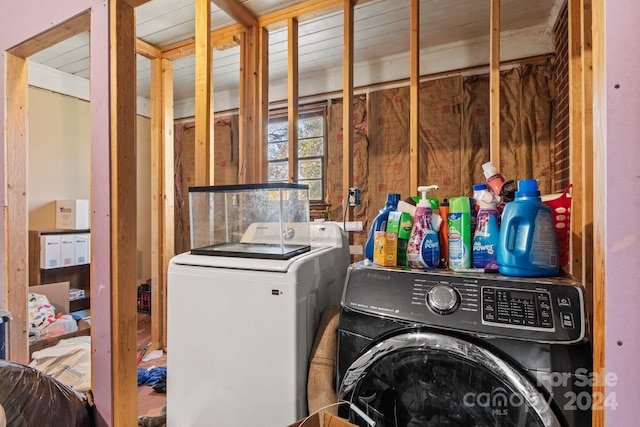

{"left": 336, "top": 262, "right": 592, "bottom": 427}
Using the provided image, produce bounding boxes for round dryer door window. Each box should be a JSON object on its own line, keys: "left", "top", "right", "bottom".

{"left": 339, "top": 331, "right": 561, "bottom": 427}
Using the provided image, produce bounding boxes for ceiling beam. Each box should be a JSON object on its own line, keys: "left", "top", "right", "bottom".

{"left": 212, "top": 0, "right": 259, "bottom": 29}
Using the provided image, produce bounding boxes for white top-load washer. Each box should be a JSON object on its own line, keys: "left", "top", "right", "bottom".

{"left": 167, "top": 221, "right": 350, "bottom": 427}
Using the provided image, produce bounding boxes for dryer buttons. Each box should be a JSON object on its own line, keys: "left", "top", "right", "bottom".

{"left": 427, "top": 285, "right": 459, "bottom": 315}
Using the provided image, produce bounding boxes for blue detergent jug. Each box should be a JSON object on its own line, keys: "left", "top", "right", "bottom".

{"left": 497, "top": 179, "right": 559, "bottom": 277}
{"left": 365, "top": 193, "right": 400, "bottom": 260}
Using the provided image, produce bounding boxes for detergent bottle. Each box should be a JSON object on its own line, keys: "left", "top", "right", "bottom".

{"left": 365, "top": 193, "right": 401, "bottom": 260}
{"left": 472, "top": 186, "right": 501, "bottom": 269}
{"left": 448, "top": 197, "right": 472, "bottom": 269}
{"left": 386, "top": 206, "right": 414, "bottom": 267}
{"left": 439, "top": 198, "right": 450, "bottom": 268}
{"left": 497, "top": 179, "right": 559, "bottom": 277}
{"left": 407, "top": 185, "right": 440, "bottom": 269}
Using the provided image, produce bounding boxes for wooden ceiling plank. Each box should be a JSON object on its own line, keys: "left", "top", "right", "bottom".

{"left": 212, "top": 0, "right": 259, "bottom": 29}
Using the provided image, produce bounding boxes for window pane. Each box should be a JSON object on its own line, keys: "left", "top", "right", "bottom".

{"left": 300, "top": 179, "right": 322, "bottom": 200}
{"left": 299, "top": 159, "right": 322, "bottom": 180}
{"left": 298, "top": 137, "right": 323, "bottom": 158}
{"left": 298, "top": 116, "right": 323, "bottom": 138}
{"left": 268, "top": 161, "right": 288, "bottom": 181}
{"left": 268, "top": 141, "right": 288, "bottom": 160}
{"left": 268, "top": 121, "right": 288, "bottom": 142}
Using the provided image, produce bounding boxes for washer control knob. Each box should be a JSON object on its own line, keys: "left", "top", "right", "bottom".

{"left": 427, "top": 285, "right": 459, "bottom": 314}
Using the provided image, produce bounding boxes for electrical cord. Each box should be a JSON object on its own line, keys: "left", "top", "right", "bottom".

{"left": 296, "top": 400, "right": 376, "bottom": 427}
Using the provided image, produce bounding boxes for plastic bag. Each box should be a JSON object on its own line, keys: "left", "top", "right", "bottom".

{"left": 30, "top": 336, "right": 91, "bottom": 393}
{"left": 0, "top": 359, "right": 92, "bottom": 427}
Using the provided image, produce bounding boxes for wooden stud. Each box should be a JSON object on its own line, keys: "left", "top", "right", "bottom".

{"left": 489, "top": 0, "right": 500, "bottom": 166}
{"left": 4, "top": 52, "right": 29, "bottom": 364}
{"left": 239, "top": 28, "right": 260, "bottom": 184}
{"left": 194, "top": 0, "right": 212, "bottom": 186}
{"left": 569, "top": 0, "right": 585, "bottom": 283}
{"left": 343, "top": 0, "right": 354, "bottom": 220}
{"left": 161, "top": 58, "right": 175, "bottom": 349}
{"left": 137, "top": 38, "right": 162, "bottom": 59}
{"left": 258, "top": 27, "right": 270, "bottom": 182}
{"left": 288, "top": 17, "right": 299, "bottom": 183}
{"left": 150, "top": 57, "right": 174, "bottom": 350}
{"left": 590, "top": 0, "right": 605, "bottom": 424}
{"left": 109, "top": 0, "right": 138, "bottom": 425}
{"left": 409, "top": 0, "right": 419, "bottom": 192}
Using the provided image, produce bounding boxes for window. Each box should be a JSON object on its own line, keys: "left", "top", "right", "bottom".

{"left": 267, "top": 106, "right": 326, "bottom": 203}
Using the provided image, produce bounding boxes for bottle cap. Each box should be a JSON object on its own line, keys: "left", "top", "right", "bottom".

{"left": 482, "top": 162, "right": 499, "bottom": 179}
{"left": 515, "top": 179, "right": 540, "bottom": 198}
{"left": 473, "top": 183, "right": 488, "bottom": 191}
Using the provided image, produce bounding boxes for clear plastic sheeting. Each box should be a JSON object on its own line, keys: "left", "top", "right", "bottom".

{"left": 0, "top": 359, "right": 92, "bottom": 427}
{"left": 339, "top": 331, "right": 560, "bottom": 427}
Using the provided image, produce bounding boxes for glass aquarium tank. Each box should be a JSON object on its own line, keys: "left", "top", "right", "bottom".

{"left": 188, "top": 183, "right": 311, "bottom": 259}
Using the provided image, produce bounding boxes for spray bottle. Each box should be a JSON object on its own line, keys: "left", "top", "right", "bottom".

{"left": 482, "top": 161, "right": 506, "bottom": 198}
{"left": 407, "top": 185, "right": 440, "bottom": 269}
{"left": 472, "top": 186, "right": 501, "bottom": 269}
{"left": 365, "top": 193, "right": 401, "bottom": 260}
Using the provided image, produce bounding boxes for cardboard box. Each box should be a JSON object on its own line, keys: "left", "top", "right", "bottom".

{"left": 68, "top": 287, "right": 86, "bottom": 301}
{"left": 373, "top": 231, "right": 397, "bottom": 267}
{"left": 56, "top": 199, "right": 90, "bottom": 230}
{"left": 74, "top": 233, "right": 90, "bottom": 265}
{"left": 40, "top": 235, "right": 61, "bottom": 269}
{"left": 60, "top": 235, "right": 76, "bottom": 267}
{"left": 28, "top": 282, "right": 90, "bottom": 355}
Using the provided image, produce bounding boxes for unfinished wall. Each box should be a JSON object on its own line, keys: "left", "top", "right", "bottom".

{"left": 173, "top": 62, "right": 555, "bottom": 258}
{"left": 174, "top": 117, "right": 240, "bottom": 254}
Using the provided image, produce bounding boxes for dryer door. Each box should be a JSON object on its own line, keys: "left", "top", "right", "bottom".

{"left": 339, "top": 331, "right": 562, "bottom": 427}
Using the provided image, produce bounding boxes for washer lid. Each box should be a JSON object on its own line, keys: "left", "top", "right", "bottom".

{"left": 339, "top": 331, "right": 562, "bottom": 427}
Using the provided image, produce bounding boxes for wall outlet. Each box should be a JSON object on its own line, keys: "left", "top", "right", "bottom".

{"left": 348, "top": 187, "right": 361, "bottom": 206}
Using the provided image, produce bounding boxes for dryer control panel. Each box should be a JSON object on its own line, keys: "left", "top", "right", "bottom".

{"left": 342, "top": 262, "right": 585, "bottom": 343}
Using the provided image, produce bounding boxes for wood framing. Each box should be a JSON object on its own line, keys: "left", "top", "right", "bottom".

{"left": 569, "top": 0, "right": 585, "bottom": 283}
{"left": 150, "top": 57, "right": 174, "bottom": 350}
{"left": 109, "top": 1, "right": 138, "bottom": 425}
{"left": 4, "top": 52, "right": 29, "bottom": 364}
{"left": 590, "top": 0, "right": 605, "bottom": 424}
{"left": 287, "top": 17, "right": 299, "bottom": 183}
{"left": 343, "top": 0, "right": 354, "bottom": 220}
{"left": 239, "top": 27, "right": 260, "bottom": 184}
{"left": 257, "top": 27, "right": 270, "bottom": 182}
{"left": 194, "top": 0, "right": 213, "bottom": 186}
{"left": 409, "top": 0, "right": 419, "bottom": 192}
{"left": 212, "top": 0, "right": 258, "bottom": 28}
{"left": 489, "top": 0, "right": 500, "bottom": 165}
{"left": 8, "top": 12, "right": 90, "bottom": 58}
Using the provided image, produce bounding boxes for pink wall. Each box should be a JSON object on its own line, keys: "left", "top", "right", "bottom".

{"left": 603, "top": 0, "right": 640, "bottom": 424}
{"left": 0, "top": 0, "right": 113, "bottom": 425}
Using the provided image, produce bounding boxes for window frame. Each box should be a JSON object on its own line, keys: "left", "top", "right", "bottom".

{"left": 267, "top": 103, "right": 328, "bottom": 204}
